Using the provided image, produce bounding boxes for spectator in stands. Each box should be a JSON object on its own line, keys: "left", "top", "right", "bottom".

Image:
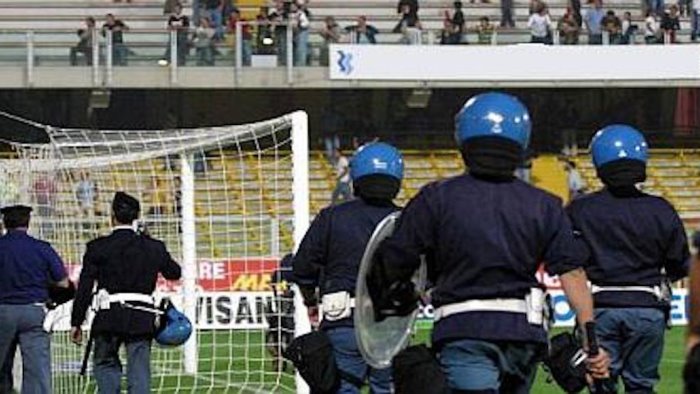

{"left": 601, "top": 10, "right": 622, "bottom": 44}
{"left": 320, "top": 16, "right": 341, "bottom": 65}
{"left": 161, "top": 3, "right": 190, "bottom": 66}
{"left": 500, "top": 0, "right": 515, "bottom": 27}
{"left": 584, "top": 0, "right": 605, "bottom": 44}
{"left": 397, "top": 0, "right": 419, "bottom": 16}
{"left": 621, "top": 11, "right": 638, "bottom": 43}
{"left": 331, "top": 148, "right": 352, "bottom": 204}
{"left": 292, "top": 0, "right": 311, "bottom": 66}
{"left": 227, "top": 7, "right": 252, "bottom": 66}
{"left": 661, "top": 5, "right": 681, "bottom": 43}
{"left": 394, "top": 2, "right": 423, "bottom": 44}
{"left": 445, "top": 1, "right": 466, "bottom": 42}
{"left": 441, "top": 19, "right": 459, "bottom": 44}
{"left": 75, "top": 171, "right": 97, "bottom": 218}
{"left": 680, "top": 0, "right": 692, "bottom": 16}
{"left": 268, "top": 4, "right": 289, "bottom": 66}
{"left": 558, "top": 7, "right": 581, "bottom": 44}
{"left": 570, "top": 0, "right": 582, "bottom": 26}
{"left": 647, "top": 0, "right": 664, "bottom": 17}
{"left": 693, "top": 0, "right": 700, "bottom": 41}
{"left": 70, "top": 17, "right": 96, "bottom": 66}
{"left": 102, "top": 14, "right": 129, "bottom": 66}
{"left": 476, "top": 16, "right": 496, "bottom": 44}
{"left": 644, "top": 10, "right": 660, "bottom": 43}
{"left": 193, "top": 17, "right": 215, "bottom": 65}
{"left": 33, "top": 175, "right": 57, "bottom": 236}
{"left": 528, "top": 2, "right": 553, "bottom": 44}
{"left": 565, "top": 160, "right": 587, "bottom": 200}
{"left": 345, "top": 16, "right": 378, "bottom": 44}
{"left": 202, "top": 0, "right": 224, "bottom": 40}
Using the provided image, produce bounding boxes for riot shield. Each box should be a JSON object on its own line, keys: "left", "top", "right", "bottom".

{"left": 354, "top": 211, "right": 426, "bottom": 370}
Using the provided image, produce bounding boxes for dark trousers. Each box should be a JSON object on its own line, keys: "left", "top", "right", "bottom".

{"left": 0, "top": 339, "right": 17, "bottom": 394}
{"left": 0, "top": 305, "right": 51, "bottom": 394}
{"left": 93, "top": 334, "right": 151, "bottom": 394}
{"left": 500, "top": 0, "right": 515, "bottom": 27}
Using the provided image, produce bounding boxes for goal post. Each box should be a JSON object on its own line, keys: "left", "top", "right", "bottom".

{"left": 0, "top": 110, "right": 311, "bottom": 393}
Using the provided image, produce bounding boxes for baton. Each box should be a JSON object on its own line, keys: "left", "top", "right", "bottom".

{"left": 585, "top": 322, "right": 614, "bottom": 393}
{"left": 79, "top": 332, "right": 93, "bottom": 376}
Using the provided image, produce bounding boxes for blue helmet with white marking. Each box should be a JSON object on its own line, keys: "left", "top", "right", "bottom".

{"left": 350, "top": 142, "right": 404, "bottom": 181}
{"left": 590, "top": 124, "right": 649, "bottom": 169}
{"left": 455, "top": 92, "right": 531, "bottom": 149}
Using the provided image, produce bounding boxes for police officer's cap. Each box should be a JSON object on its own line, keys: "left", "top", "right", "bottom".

{"left": 112, "top": 192, "right": 140, "bottom": 215}
{"left": 0, "top": 205, "right": 33, "bottom": 216}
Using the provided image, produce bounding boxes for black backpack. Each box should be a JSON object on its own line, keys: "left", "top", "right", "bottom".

{"left": 392, "top": 345, "right": 450, "bottom": 394}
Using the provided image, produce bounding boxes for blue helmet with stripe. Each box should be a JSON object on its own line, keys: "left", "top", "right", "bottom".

{"left": 350, "top": 142, "right": 404, "bottom": 181}
{"left": 156, "top": 304, "right": 193, "bottom": 347}
{"left": 590, "top": 124, "right": 649, "bottom": 168}
{"left": 455, "top": 92, "right": 531, "bottom": 149}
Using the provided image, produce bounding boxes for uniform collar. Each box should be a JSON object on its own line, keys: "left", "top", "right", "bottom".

{"left": 112, "top": 225, "right": 136, "bottom": 233}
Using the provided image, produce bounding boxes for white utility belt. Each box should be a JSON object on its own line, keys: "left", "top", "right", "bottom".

{"left": 319, "top": 291, "right": 356, "bottom": 322}
{"left": 94, "top": 289, "right": 163, "bottom": 315}
{"left": 434, "top": 288, "right": 550, "bottom": 328}
{"left": 590, "top": 284, "right": 663, "bottom": 299}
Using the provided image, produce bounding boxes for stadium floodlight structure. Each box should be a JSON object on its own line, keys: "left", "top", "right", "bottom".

{"left": 0, "top": 111, "right": 311, "bottom": 393}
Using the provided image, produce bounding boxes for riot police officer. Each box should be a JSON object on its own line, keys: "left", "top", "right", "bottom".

{"left": 368, "top": 92, "right": 609, "bottom": 393}
{"left": 0, "top": 204, "right": 70, "bottom": 394}
{"left": 567, "top": 125, "right": 689, "bottom": 393}
{"left": 293, "top": 142, "right": 404, "bottom": 393}
{"left": 70, "top": 192, "right": 182, "bottom": 393}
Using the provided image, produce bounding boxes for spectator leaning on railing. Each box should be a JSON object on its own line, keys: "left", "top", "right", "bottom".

{"left": 102, "top": 13, "right": 129, "bottom": 66}
{"left": 193, "top": 17, "right": 215, "bottom": 65}
{"left": 320, "top": 16, "right": 341, "bottom": 65}
{"left": 558, "top": 7, "right": 580, "bottom": 44}
{"left": 227, "top": 8, "right": 252, "bottom": 66}
{"left": 476, "top": 16, "right": 496, "bottom": 44}
{"left": 584, "top": 0, "right": 605, "bottom": 44}
{"left": 292, "top": 0, "right": 311, "bottom": 66}
{"left": 644, "top": 10, "right": 660, "bottom": 43}
{"left": 394, "top": 2, "right": 423, "bottom": 44}
{"left": 445, "top": 1, "right": 466, "bottom": 42}
{"left": 621, "top": 11, "right": 638, "bottom": 43}
{"left": 70, "top": 17, "right": 96, "bottom": 66}
{"left": 346, "top": 16, "right": 378, "bottom": 44}
{"left": 661, "top": 4, "right": 681, "bottom": 42}
{"left": 601, "top": 10, "right": 622, "bottom": 44}
{"left": 160, "top": 3, "right": 190, "bottom": 66}
{"left": 528, "top": 2, "right": 553, "bottom": 44}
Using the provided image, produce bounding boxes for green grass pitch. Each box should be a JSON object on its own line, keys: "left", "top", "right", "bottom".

{"left": 51, "top": 326, "right": 685, "bottom": 393}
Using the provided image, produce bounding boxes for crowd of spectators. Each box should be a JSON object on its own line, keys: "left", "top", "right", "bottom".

{"left": 67, "top": 0, "right": 698, "bottom": 67}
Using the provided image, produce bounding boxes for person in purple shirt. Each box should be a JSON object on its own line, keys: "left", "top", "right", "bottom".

{"left": 0, "top": 205, "right": 70, "bottom": 394}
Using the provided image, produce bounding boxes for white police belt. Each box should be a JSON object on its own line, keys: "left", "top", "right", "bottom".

{"left": 95, "top": 289, "right": 163, "bottom": 315}
{"left": 320, "top": 291, "right": 355, "bottom": 322}
{"left": 590, "top": 284, "right": 663, "bottom": 300}
{"left": 434, "top": 288, "right": 549, "bottom": 327}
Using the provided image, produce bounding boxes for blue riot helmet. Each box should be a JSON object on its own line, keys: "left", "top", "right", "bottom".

{"left": 455, "top": 92, "right": 531, "bottom": 149}
{"left": 350, "top": 142, "right": 404, "bottom": 182}
{"left": 155, "top": 303, "right": 193, "bottom": 346}
{"left": 590, "top": 124, "right": 649, "bottom": 169}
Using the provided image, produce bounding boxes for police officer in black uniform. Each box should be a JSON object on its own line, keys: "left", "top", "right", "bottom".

{"left": 70, "top": 192, "right": 182, "bottom": 394}
{"left": 368, "top": 92, "right": 609, "bottom": 393}
{"left": 567, "top": 125, "right": 689, "bottom": 393}
{"left": 293, "top": 142, "right": 404, "bottom": 394}
{"left": 0, "top": 205, "right": 70, "bottom": 394}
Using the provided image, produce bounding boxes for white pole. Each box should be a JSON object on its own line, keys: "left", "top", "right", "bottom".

{"left": 170, "top": 30, "right": 178, "bottom": 85}
{"left": 270, "top": 218, "right": 280, "bottom": 257}
{"left": 26, "top": 31, "right": 34, "bottom": 87}
{"left": 106, "top": 29, "right": 113, "bottom": 86}
{"left": 180, "top": 154, "right": 198, "bottom": 375}
{"left": 290, "top": 110, "right": 310, "bottom": 394}
{"left": 92, "top": 28, "right": 100, "bottom": 86}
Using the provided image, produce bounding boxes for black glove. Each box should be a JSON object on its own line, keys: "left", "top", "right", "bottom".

{"left": 47, "top": 281, "right": 76, "bottom": 310}
{"left": 366, "top": 257, "right": 419, "bottom": 322}
{"left": 684, "top": 344, "right": 700, "bottom": 394}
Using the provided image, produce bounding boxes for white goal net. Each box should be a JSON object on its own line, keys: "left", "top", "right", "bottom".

{"left": 0, "top": 111, "right": 310, "bottom": 393}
